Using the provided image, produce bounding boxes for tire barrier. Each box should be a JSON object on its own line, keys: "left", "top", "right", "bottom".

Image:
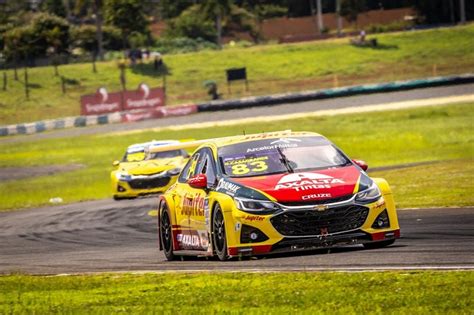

{"left": 196, "top": 73, "right": 474, "bottom": 112}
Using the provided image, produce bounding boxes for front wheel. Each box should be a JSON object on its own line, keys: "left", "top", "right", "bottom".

{"left": 363, "top": 239, "right": 395, "bottom": 249}
{"left": 160, "top": 209, "right": 175, "bottom": 261}
{"left": 212, "top": 204, "right": 228, "bottom": 261}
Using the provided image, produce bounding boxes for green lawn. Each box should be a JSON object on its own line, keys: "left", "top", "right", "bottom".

{"left": 371, "top": 159, "right": 474, "bottom": 208}
{"left": 1, "top": 24, "right": 474, "bottom": 125}
{"left": 0, "top": 271, "right": 472, "bottom": 314}
{"left": 0, "top": 103, "right": 472, "bottom": 211}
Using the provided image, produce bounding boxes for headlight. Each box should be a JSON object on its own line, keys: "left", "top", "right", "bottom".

{"left": 116, "top": 172, "right": 131, "bottom": 181}
{"left": 355, "top": 182, "right": 381, "bottom": 203}
{"left": 234, "top": 197, "right": 279, "bottom": 214}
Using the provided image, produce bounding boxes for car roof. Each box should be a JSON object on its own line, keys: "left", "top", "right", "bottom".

{"left": 206, "top": 130, "right": 323, "bottom": 147}
{"left": 126, "top": 140, "right": 179, "bottom": 154}
{"left": 148, "top": 131, "right": 324, "bottom": 154}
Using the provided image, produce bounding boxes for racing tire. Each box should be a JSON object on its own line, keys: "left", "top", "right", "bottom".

{"left": 212, "top": 204, "right": 228, "bottom": 261}
{"left": 363, "top": 239, "right": 395, "bottom": 249}
{"left": 160, "top": 208, "right": 175, "bottom": 261}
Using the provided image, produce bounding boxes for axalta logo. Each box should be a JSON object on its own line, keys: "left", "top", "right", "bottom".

{"left": 275, "top": 172, "right": 344, "bottom": 192}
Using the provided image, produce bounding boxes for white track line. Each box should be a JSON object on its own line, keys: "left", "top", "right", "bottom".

{"left": 108, "top": 94, "right": 474, "bottom": 136}
{"left": 50, "top": 265, "right": 474, "bottom": 276}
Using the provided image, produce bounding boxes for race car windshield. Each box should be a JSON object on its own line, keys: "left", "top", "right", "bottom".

{"left": 218, "top": 136, "right": 351, "bottom": 178}
{"left": 148, "top": 149, "right": 187, "bottom": 160}
{"left": 123, "top": 151, "right": 146, "bottom": 162}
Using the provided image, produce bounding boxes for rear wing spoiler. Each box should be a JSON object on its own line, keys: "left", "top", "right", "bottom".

{"left": 147, "top": 139, "right": 210, "bottom": 154}
{"left": 147, "top": 130, "right": 295, "bottom": 154}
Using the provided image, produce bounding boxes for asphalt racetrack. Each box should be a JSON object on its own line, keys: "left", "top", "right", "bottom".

{"left": 1, "top": 197, "right": 473, "bottom": 275}
{"left": 1, "top": 84, "right": 473, "bottom": 274}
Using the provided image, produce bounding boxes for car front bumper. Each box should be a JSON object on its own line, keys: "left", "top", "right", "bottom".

{"left": 224, "top": 195, "right": 400, "bottom": 257}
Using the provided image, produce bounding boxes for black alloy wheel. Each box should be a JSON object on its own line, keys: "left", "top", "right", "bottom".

{"left": 212, "top": 204, "right": 228, "bottom": 261}
{"left": 160, "top": 209, "right": 175, "bottom": 261}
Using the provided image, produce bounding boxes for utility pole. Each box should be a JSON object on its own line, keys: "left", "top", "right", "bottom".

{"left": 336, "top": 0, "right": 343, "bottom": 36}
{"left": 449, "top": 0, "right": 455, "bottom": 24}
{"left": 316, "top": 0, "right": 323, "bottom": 34}
{"left": 459, "top": 0, "right": 466, "bottom": 24}
{"left": 309, "top": 0, "right": 317, "bottom": 34}
{"left": 93, "top": 0, "right": 104, "bottom": 60}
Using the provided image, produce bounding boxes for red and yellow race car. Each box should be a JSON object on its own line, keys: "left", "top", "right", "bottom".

{"left": 157, "top": 131, "right": 400, "bottom": 260}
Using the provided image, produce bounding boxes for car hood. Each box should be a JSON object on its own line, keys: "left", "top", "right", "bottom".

{"left": 120, "top": 157, "right": 186, "bottom": 176}
{"left": 231, "top": 166, "right": 361, "bottom": 203}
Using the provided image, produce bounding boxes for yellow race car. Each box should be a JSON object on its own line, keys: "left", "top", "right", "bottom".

{"left": 111, "top": 140, "right": 189, "bottom": 200}
{"left": 157, "top": 130, "right": 400, "bottom": 260}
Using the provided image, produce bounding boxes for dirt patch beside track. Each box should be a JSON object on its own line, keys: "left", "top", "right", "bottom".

{"left": 0, "top": 164, "right": 85, "bottom": 182}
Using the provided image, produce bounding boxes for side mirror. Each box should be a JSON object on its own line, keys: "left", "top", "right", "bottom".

{"left": 352, "top": 159, "right": 368, "bottom": 171}
{"left": 187, "top": 174, "right": 208, "bottom": 189}
{"left": 112, "top": 160, "right": 120, "bottom": 167}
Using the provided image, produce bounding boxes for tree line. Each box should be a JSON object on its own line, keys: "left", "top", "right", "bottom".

{"left": 0, "top": 0, "right": 471, "bottom": 65}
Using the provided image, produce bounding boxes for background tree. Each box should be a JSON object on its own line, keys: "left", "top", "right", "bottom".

{"left": 165, "top": 5, "right": 216, "bottom": 42}
{"left": 201, "top": 0, "right": 233, "bottom": 47}
{"left": 104, "top": 0, "right": 149, "bottom": 49}
{"left": 41, "top": 0, "right": 67, "bottom": 18}
{"left": 3, "top": 12, "right": 70, "bottom": 63}
{"left": 71, "top": 24, "right": 122, "bottom": 53}
{"left": 0, "top": 0, "right": 30, "bottom": 25}
{"left": 253, "top": 4, "right": 287, "bottom": 20}
{"left": 226, "top": 5, "right": 259, "bottom": 42}
{"left": 340, "top": 0, "right": 366, "bottom": 27}
{"left": 31, "top": 12, "right": 71, "bottom": 56}
{"left": 3, "top": 24, "right": 38, "bottom": 73}
{"left": 74, "top": 0, "right": 105, "bottom": 60}
{"left": 159, "top": 0, "right": 195, "bottom": 19}
{"left": 413, "top": 0, "right": 473, "bottom": 24}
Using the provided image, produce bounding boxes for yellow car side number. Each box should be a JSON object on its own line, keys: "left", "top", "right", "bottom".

{"left": 231, "top": 161, "right": 268, "bottom": 175}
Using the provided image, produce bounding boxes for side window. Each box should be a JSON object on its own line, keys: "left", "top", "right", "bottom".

{"left": 178, "top": 152, "right": 201, "bottom": 183}
{"left": 195, "top": 150, "right": 217, "bottom": 187}
{"left": 204, "top": 154, "right": 217, "bottom": 186}
{"left": 178, "top": 148, "right": 217, "bottom": 185}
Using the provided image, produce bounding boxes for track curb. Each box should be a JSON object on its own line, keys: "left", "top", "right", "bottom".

{"left": 1, "top": 73, "right": 473, "bottom": 137}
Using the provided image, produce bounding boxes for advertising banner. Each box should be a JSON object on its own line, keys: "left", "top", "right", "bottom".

{"left": 122, "top": 84, "right": 165, "bottom": 111}
{"left": 80, "top": 87, "right": 123, "bottom": 115}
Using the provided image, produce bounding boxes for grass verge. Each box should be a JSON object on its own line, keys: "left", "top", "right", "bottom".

{"left": 371, "top": 159, "right": 474, "bottom": 208}
{"left": 0, "top": 271, "right": 473, "bottom": 313}
{"left": 0, "top": 103, "right": 472, "bottom": 211}
{"left": 0, "top": 24, "right": 473, "bottom": 125}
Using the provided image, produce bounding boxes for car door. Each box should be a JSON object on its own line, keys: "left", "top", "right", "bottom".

{"left": 173, "top": 148, "right": 217, "bottom": 252}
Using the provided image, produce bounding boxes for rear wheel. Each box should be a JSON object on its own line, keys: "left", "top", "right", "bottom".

{"left": 160, "top": 209, "right": 175, "bottom": 261}
{"left": 363, "top": 239, "right": 395, "bottom": 249}
{"left": 212, "top": 204, "right": 228, "bottom": 261}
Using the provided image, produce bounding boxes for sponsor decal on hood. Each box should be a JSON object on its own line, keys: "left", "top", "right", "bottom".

{"left": 231, "top": 166, "right": 360, "bottom": 203}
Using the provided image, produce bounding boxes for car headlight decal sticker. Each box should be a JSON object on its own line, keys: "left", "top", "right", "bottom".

{"left": 355, "top": 182, "right": 381, "bottom": 203}
{"left": 234, "top": 197, "right": 279, "bottom": 214}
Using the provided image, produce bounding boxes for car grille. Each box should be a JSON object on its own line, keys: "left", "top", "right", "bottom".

{"left": 270, "top": 205, "right": 369, "bottom": 236}
{"left": 128, "top": 176, "right": 171, "bottom": 189}
{"left": 279, "top": 194, "right": 353, "bottom": 207}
